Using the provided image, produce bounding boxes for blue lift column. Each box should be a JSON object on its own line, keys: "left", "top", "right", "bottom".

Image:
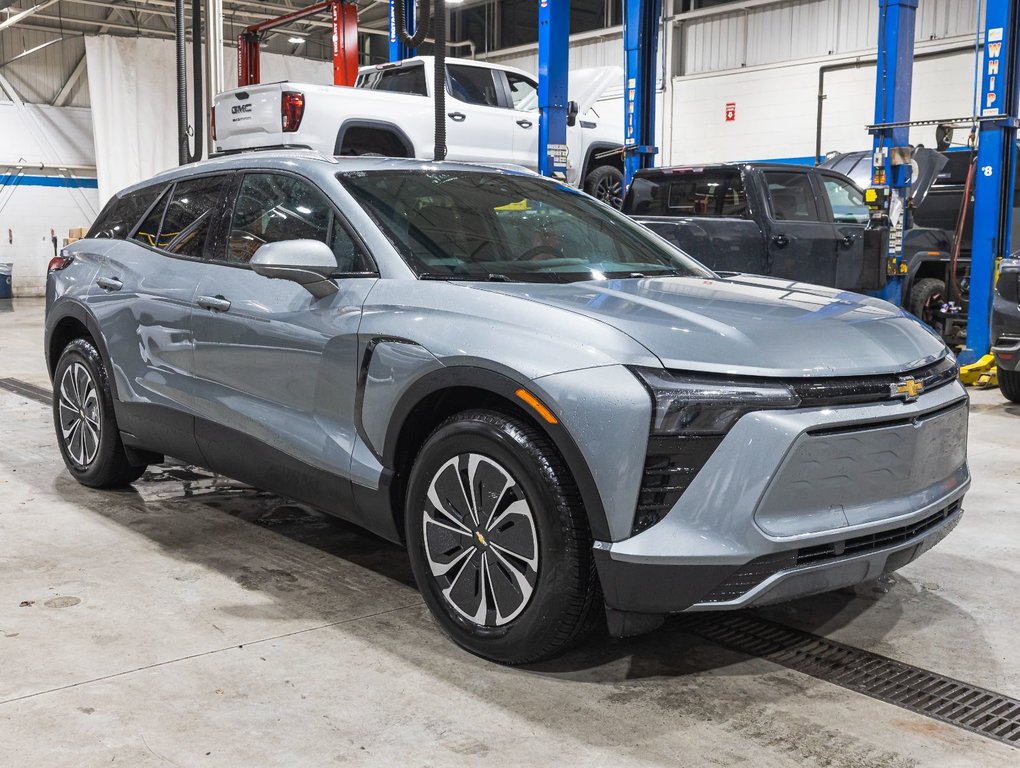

{"left": 870, "top": 0, "right": 918, "bottom": 305}
{"left": 537, "top": 0, "right": 569, "bottom": 178}
{"left": 961, "top": 0, "right": 1020, "bottom": 364}
{"left": 389, "top": 0, "right": 415, "bottom": 61}
{"left": 622, "top": 0, "right": 661, "bottom": 188}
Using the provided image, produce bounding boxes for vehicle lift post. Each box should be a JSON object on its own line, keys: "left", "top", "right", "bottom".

{"left": 622, "top": 0, "right": 662, "bottom": 189}
{"left": 960, "top": 0, "right": 1020, "bottom": 367}
{"left": 237, "top": 1, "right": 358, "bottom": 87}
{"left": 537, "top": 0, "right": 569, "bottom": 179}
{"left": 389, "top": 0, "right": 415, "bottom": 61}
{"left": 868, "top": 0, "right": 917, "bottom": 306}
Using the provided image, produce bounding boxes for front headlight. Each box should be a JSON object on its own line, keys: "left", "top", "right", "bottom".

{"left": 632, "top": 367, "right": 799, "bottom": 435}
{"left": 628, "top": 368, "right": 800, "bottom": 536}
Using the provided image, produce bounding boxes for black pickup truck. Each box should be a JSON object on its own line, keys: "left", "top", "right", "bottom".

{"left": 622, "top": 161, "right": 959, "bottom": 335}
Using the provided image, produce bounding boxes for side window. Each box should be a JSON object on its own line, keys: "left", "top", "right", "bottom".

{"left": 376, "top": 65, "right": 427, "bottom": 95}
{"left": 447, "top": 64, "right": 500, "bottom": 107}
{"left": 89, "top": 185, "right": 164, "bottom": 239}
{"left": 505, "top": 73, "right": 538, "bottom": 112}
{"left": 132, "top": 188, "right": 172, "bottom": 248}
{"left": 157, "top": 175, "right": 229, "bottom": 256}
{"left": 227, "top": 172, "right": 367, "bottom": 272}
{"left": 764, "top": 172, "right": 823, "bottom": 222}
{"left": 822, "top": 176, "right": 869, "bottom": 224}
{"left": 624, "top": 171, "right": 747, "bottom": 217}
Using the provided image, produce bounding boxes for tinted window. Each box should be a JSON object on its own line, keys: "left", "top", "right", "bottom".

{"left": 624, "top": 170, "right": 747, "bottom": 217}
{"left": 227, "top": 172, "right": 365, "bottom": 271}
{"left": 89, "top": 185, "right": 164, "bottom": 239}
{"left": 158, "top": 175, "right": 228, "bottom": 256}
{"left": 506, "top": 73, "right": 538, "bottom": 111}
{"left": 447, "top": 64, "right": 499, "bottom": 106}
{"left": 764, "top": 172, "right": 822, "bottom": 222}
{"left": 359, "top": 64, "right": 427, "bottom": 96}
{"left": 339, "top": 170, "right": 713, "bottom": 283}
{"left": 132, "top": 188, "right": 171, "bottom": 248}
{"left": 822, "top": 176, "right": 869, "bottom": 224}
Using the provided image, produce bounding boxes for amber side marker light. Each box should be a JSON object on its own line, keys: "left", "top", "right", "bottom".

{"left": 515, "top": 388, "right": 559, "bottom": 424}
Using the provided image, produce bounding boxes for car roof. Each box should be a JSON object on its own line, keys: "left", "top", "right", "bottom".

{"left": 634, "top": 162, "right": 828, "bottom": 177}
{"left": 114, "top": 151, "right": 539, "bottom": 198}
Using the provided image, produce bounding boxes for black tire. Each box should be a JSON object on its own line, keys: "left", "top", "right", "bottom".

{"left": 909, "top": 277, "right": 947, "bottom": 333}
{"left": 583, "top": 165, "right": 625, "bottom": 209}
{"left": 52, "top": 337, "right": 147, "bottom": 488}
{"left": 405, "top": 409, "right": 599, "bottom": 664}
{"left": 1000, "top": 366, "right": 1020, "bottom": 403}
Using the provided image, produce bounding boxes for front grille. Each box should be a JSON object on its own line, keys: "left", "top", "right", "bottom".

{"left": 633, "top": 435, "right": 722, "bottom": 535}
{"left": 699, "top": 500, "right": 963, "bottom": 603}
{"left": 790, "top": 355, "right": 958, "bottom": 408}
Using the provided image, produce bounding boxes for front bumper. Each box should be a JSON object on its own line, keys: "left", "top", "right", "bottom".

{"left": 992, "top": 336, "right": 1020, "bottom": 373}
{"left": 594, "top": 380, "right": 970, "bottom": 614}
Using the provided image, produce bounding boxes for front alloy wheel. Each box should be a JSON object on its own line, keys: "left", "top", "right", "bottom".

{"left": 406, "top": 410, "right": 599, "bottom": 664}
{"left": 57, "top": 362, "right": 102, "bottom": 469}
{"left": 423, "top": 453, "right": 539, "bottom": 627}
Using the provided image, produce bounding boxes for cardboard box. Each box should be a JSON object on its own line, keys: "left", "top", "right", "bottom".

{"left": 68, "top": 227, "right": 87, "bottom": 240}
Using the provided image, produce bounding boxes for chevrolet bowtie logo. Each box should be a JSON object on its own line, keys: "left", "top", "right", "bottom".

{"left": 891, "top": 377, "right": 924, "bottom": 402}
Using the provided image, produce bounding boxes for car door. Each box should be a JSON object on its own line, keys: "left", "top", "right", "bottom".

{"left": 759, "top": 169, "right": 839, "bottom": 287}
{"left": 190, "top": 170, "right": 377, "bottom": 514}
{"left": 90, "top": 174, "right": 231, "bottom": 464}
{"left": 817, "top": 172, "right": 870, "bottom": 290}
{"left": 502, "top": 70, "right": 540, "bottom": 172}
{"left": 444, "top": 63, "right": 515, "bottom": 165}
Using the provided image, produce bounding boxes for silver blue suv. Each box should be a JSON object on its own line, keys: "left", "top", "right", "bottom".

{"left": 46, "top": 152, "right": 970, "bottom": 663}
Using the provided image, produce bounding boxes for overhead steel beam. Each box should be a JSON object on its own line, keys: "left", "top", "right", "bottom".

{"left": 52, "top": 55, "right": 87, "bottom": 106}
{"left": 0, "top": 0, "right": 61, "bottom": 32}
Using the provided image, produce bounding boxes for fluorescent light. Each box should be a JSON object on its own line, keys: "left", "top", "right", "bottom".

{"left": 288, "top": 36, "right": 305, "bottom": 44}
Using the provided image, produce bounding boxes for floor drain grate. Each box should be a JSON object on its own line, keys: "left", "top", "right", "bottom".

{"left": 685, "top": 613, "right": 1020, "bottom": 747}
{"left": 0, "top": 378, "right": 51, "bottom": 405}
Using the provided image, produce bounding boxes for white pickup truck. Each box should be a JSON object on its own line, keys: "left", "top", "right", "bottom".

{"left": 212, "top": 56, "right": 626, "bottom": 205}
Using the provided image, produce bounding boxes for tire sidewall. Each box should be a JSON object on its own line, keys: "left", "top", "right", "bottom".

{"left": 405, "top": 414, "right": 581, "bottom": 662}
{"left": 52, "top": 338, "right": 123, "bottom": 485}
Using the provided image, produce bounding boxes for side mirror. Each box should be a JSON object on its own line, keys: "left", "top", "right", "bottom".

{"left": 250, "top": 239, "right": 339, "bottom": 299}
{"left": 567, "top": 100, "right": 579, "bottom": 127}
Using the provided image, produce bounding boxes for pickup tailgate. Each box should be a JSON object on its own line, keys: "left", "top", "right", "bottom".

{"left": 214, "top": 83, "right": 289, "bottom": 148}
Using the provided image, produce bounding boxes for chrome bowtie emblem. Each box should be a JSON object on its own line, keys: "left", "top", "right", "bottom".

{"left": 891, "top": 376, "right": 924, "bottom": 402}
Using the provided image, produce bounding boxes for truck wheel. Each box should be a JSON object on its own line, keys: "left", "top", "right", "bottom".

{"left": 909, "top": 277, "right": 947, "bottom": 333}
{"left": 404, "top": 409, "right": 600, "bottom": 664}
{"left": 584, "top": 166, "right": 624, "bottom": 209}
{"left": 1000, "top": 367, "right": 1020, "bottom": 403}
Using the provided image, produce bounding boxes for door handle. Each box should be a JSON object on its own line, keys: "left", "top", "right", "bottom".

{"left": 516, "top": 119, "right": 533, "bottom": 128}
{"left": 96, "top": 276, "right": 123, "bottom": 292}
{"left": 771, "top": 234, "right": 790, "bottom": 248}
{"left": 448, "top": 112, "right": 466, "bottom": 122}
{"left": 197, "top": 295, "right": 231, "bottom": 312}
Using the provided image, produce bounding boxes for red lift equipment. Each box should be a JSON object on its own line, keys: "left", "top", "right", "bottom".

{"left": 237, "top": 1, "right": 358, "bottom": 88}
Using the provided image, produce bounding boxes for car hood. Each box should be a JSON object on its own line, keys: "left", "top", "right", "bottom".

{"left": 471, "top": 275, "right": 947, "bottom": 378}
{"left": 570, "top": 66, "right": 623, "bottom": 116}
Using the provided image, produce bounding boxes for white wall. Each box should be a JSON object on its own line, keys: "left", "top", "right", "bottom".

{"left": 0, "top": 104, "right": 98, "bottom": 297}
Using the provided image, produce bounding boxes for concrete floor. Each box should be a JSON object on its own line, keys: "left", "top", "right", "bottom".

{"left": 1, "top": 297, "right": 1018, "bottom": 767}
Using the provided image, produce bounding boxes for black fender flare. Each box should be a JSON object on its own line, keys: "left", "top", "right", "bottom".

{"left": 581, "top": 141, "right": 623, "bottom": 181}
{"left": 379, "top": 362, "right": 612, "bottom": 542}
{"left": 44, "top": 299, "right": 120, "bottom": 400}
{"left": 333, "top": 119, "right": 416, "bottom": 157}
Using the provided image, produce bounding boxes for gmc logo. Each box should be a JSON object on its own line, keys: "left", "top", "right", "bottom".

{"left": 231, "top": 104, "right": 252, "bottom": 114}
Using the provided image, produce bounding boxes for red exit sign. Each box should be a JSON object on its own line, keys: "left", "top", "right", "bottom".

{"left": 725, "top": 102, "right": 736, "bottom": 121}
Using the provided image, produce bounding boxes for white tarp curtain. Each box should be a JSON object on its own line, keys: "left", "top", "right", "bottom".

{"left": 85, "top": 35, "right": 330, "bottom": 206}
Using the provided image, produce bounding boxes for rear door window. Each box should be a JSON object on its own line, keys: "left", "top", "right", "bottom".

{"left": 130, "top": 175, "right": 228, "bottom": 254}
{"left": 624, "top": 170, "right": 747, "bottom": 217}
{"left": 359, "top": 64, "right": 427, "bottom": 96}
{"left": 763, "top": 171, "right": 823, "bottom": 222}
{"left": 89, "top": 185, "right": 165, "bottom": 239}
{"left": 447, "top": 64, "right": 500, "bottom": 107}
{"left": 226, "top": 172, "right": 367, "bottom": 272}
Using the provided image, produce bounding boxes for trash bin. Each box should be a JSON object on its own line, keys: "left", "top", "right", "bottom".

{"left": 0, "top": 263, "right": 12, "bottom": 300}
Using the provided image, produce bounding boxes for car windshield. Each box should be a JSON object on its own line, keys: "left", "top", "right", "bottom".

{"left": 337, "top": 170, "right": 713, "bottom": 282}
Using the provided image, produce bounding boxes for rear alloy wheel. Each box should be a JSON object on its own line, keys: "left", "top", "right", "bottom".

{"left": 1000, "top": 366, "right": 1020, "bottom": 404}
{"left": 584, "top": 165, "right": 624, "bottom": 209}
{"left": 52, "top": 338, "right": 147, "bottom": 488}
{"left": 406, "top": 410, "right": 599, "bottom": 664}
{"left": 909, "top": 277, "right": 948, "bottom": 334}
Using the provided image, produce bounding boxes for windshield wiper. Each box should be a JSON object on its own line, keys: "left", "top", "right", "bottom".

{"left": 419, "top": 273, "right": 514, "bottom": 282}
